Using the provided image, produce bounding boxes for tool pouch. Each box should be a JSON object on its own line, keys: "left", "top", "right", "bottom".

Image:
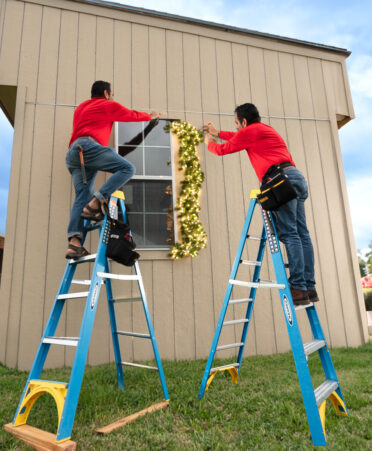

{"left": 106, "top": 217, "right": 140, "bottom": 266}
{"left": 257, "top": 164, "right": 297, "bottom": 211}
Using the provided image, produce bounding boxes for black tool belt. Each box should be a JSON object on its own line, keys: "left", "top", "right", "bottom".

{"left": 257, "top": 162, "right": 297, "bottom": 211}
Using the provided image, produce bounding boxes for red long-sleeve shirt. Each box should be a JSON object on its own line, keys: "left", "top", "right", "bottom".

{"left": 69, "top": 97, "right": 152, "bottom": 147}
{"left": 208, "top": 122, "right": 295, "bottom": 182}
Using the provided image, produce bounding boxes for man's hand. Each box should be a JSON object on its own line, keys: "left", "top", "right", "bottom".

{"left": 204, "top": 133, "right": 213, "bottom": 146}
{"left": 150, "top": 110, "right": 161, "bottom": 119}
{"left": 203, "top": 122, "right": 219, "bottom": 137}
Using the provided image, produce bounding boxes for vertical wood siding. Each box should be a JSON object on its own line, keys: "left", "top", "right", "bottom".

{"left": 0, "top": 0, "right": 367, "bottom": 370}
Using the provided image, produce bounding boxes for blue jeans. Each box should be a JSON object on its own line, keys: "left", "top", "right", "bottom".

{"left": 66, "top": 138, "right": 135, "bottom": 240}
{"left": 272, "top": 168, "right": 315, "bottom": 291}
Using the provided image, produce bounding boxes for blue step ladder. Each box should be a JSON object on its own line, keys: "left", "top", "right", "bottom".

{"left": 9, "top": 190, "right": 169, "bottom": 445}
{"left": 198, "top": 189, "right": 347, "bottom": 447}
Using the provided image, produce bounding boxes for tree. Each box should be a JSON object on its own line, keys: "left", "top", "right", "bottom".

{"left": 357, "top": 249, "right": 368, "bottom": 277}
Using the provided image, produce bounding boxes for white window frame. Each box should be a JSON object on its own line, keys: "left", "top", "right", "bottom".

{"left": 114, "top": 121, "right": 178, "bottom": 250}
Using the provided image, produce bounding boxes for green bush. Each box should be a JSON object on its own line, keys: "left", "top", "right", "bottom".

{"left": 363, "top": 289, "right": 372, "bottom": 310}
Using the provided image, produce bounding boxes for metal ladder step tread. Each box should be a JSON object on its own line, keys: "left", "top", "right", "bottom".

{"left": 68, "top": 253, "right": 97, "bottom": 264}
{"left": 71, "top": 279, "right": 104, "bottom": 286}
{"left": 112, "top": 297, "right": 142, "bottom": 303}
{"left": 43, "top": 337, "right": 79, "bottom": 347}
{"left": 295, "top": 302, "right": 314, "bottom": 311}
{"left": 210, "top": 362, "right": 239, "bottom": 374}
{"left": 223, "top": 319, "right": 249, "bottom": 326}
{"left": 216, "top": 342, "right": 244, "bottom": 351}
{"left": 121, "top": 362, "right": 158, "bottom": 371}
{"left": 230, "top": 279, "right": 285, "bottom": 289}
{"left": 57, "top": 292, "right": 89, "bottom": 300}
{"left": 116, "top": 331, "right": 151, "bottom": 339}
{"left": 314, "top": 380, "right": 339, "bottom": 406}
{"left": 303, "top": 339, "right": 326, "bottom": 356}
{"left": 97, "top": 272, "right": 140, "bottom": 281}
{"left": 247, "top": 235, "right": 262, "bottom": 241}
{"left": 229, "top": 298, "right": 252, "bottom": 305}
{"left": 240, "top": 260, "right": 261, "bottom": 266}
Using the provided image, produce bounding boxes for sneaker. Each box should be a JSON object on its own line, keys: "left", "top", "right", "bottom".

{"left": 307, "top": 289, "right": 320, "bottom": 303}
{"left": 290, "top": 288, "right": 310, "bottom": 306}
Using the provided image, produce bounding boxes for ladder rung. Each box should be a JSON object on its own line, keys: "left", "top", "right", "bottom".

{"left": 69, "top": 253, "right": 97, "bottom": 264}
{"left": 229, "top": 298, "right": 252, "bottom": 305}
{"left": 43, "top": 337, "right": 79, "bottom": 347}
{"left": 112, "top": 297, "right": 142, "bottom": 303}
{"left": 247, "top": 235, "right": 262, "bottom": 241}
{"left": 121, "top": 362, "right": 158, "bottom": 370}
{"left": 57, "top": 291, "right": 89, "bottom": 300}
{"left": 240, "top": 260, "right": 261, "bottom": 266}
{"left": 216, "top": 342, "right": 244, "bottom": 351}
{"left": 295, "top": 302, "right": 314, "bottom": 311}
{"left": 223, "top": 319, "right": 249, "bottom": 326}
{"left": 97, "top": 272, "right": 140, "bottom": 281}
{"left": 210, "top": 362, "right": 239, "bottom": 374}
{"left": 71, "top": 279, "right": 92, "bottom": 285}
{"left": 314, "top": 380, "right": 339, "bottom": 406}
{"left": 230, "top": 279, "right": 285, "bottom": 289}
{"left": 116, "top": 331, "right": 151, "bottom": 339}
{"left": 303, "top": 339, "right": 326, "bottom": 356}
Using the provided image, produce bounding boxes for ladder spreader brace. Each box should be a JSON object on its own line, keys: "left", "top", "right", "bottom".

{"left": 197, "top": 189, "right": 347, "bottom": 447}
{"left": 6, "top": 190, "right": 169, "bottom": 449}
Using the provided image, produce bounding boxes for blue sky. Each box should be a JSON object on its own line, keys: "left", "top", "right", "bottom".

{"left": 1, "top": 0, "right": 371, "bottom": 252}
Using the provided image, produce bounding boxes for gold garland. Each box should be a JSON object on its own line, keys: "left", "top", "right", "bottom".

{"left": 165, "top": 121, "right": 207, "bottom": 258}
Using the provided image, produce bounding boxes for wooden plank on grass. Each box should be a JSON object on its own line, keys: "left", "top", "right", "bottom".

{"left": 4, "top": 423, "right": 76, "bottom": 450}
{"left": 95, "top": 400, "right": 169, "bottom": 434}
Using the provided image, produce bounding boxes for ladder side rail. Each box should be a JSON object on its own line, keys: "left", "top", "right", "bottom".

{"left": 104, "top": 258, "right": 125, "bottom": 391}
{"left": 11, "top": 237, "right": 84, "bottom": 424}
{"left": 236, "top": 225, "right": 267, "bottom": 369}
{"left": 266, "top": 210, "right": 327, "bottom": 446}
{"left": 118, "top": 198, "right": 169, "bottom": 401}
{"left": 56, "top": 220, "right": 108, "bottom": 442}
{"left": 198, "top": 198, "right": 257, "bottom": 399}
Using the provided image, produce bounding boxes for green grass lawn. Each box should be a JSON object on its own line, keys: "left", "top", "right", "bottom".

{"left": 1, "top": 341, "right": 371, "bottom": 450}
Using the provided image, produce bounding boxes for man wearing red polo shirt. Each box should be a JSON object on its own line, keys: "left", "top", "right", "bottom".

{"left": 65, "top": 80, "right": 159, "bottom": 259}
{"left": 204, "top": 103, "right": 319, "bottom": 306}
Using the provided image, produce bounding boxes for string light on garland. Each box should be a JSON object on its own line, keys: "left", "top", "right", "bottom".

{"left": 165, "top": 121, "right": 208, "bottom": 259}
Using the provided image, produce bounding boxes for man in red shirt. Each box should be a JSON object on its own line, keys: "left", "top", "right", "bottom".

{"left": 65, "top": 80, "right": 159, "bottom": 259}
{"left": 204, "top": 103, "right": 319, "bottom": 306}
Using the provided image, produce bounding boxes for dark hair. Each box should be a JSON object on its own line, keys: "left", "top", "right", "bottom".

{"left": 234, "top": 103, "right": 261, "bottom": 125}
{"left": 91, "top": 80, "right": 111, "bottom": 98}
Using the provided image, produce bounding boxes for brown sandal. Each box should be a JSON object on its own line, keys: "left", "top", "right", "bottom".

{"left": 65, "top": 244, "right": 90, "bottom": 260}
{"left": 81, "top": 203, "right": 104, "bottom": 222}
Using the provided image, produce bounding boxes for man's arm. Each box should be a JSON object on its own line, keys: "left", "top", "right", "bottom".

{"left": 203, "top": 122, "right": 235, "bottom": 141}
{"left": 109, "top": 101, "right": 158, "bottom": 122}
{"left": 206, "top": 128, "right": 250, "bottom": 156}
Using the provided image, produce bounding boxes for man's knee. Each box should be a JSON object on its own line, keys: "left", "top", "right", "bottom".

{"left": 125, "top": 160, "right": 136, "bottom": 177}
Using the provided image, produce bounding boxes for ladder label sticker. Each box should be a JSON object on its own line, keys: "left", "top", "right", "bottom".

{"left": 90, "top": 282, "right": 100, "bottom": 310}
{"left": 282, "top": 294, "right": 293, "bottom": 326}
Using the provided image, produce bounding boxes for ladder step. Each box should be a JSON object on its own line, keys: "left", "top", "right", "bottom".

{"left": 216, "top": 342, "right": 244, "bottom": 351}
{"left": 247, "top": 234, "right": 262, "bottom": 241}
{"left": 121, "top": 362, "right": 158, "bottom": 371}
{"left": 57, "top": 291, "right": 89, "bottom": 300}
{"left": 71, "top": 279, "right": 92, "bottom": 285}
{"left": 240, "top": 260, "right": 261, "bottom": 266}
{"left": 112, "top": 297, "right": 142, "bottom": 303}
{"left": 84, "top": 222, "right": 103, "bottom": 231}
{"left": 116, "top": 331, "right": 151, "bottom": 339}
{"left": 43, "top": 337, "right": 79, "bottom": 347}
{"left": 295, "top": 302, "right": 314, "bottom": 311}
{"left": 223, "top": 319, "right": 249, "bottom": 326}
{"left": 229, "top": 298, "right": 252, "bottom": 305}
{"left": 303, "top": 339, "right": 326, "bottom": 356}
{"left": 314, "top": 380, "right": 339, "bottom": 406}
{"left": 97, "top": 272, "right": 140, "bottom": 281}
{"left": 210, "top": 362, "right": 239, "bottom": 374}
{"left": 230, "top": 279, "right": 285, "bottom": 289}
{"left": 68, "top": 253, "right": 97, "bottom": 264}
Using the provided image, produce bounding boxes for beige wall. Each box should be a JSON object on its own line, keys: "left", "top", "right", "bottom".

{"left": 0, "top": 0, "right": 368, "bottom": 370}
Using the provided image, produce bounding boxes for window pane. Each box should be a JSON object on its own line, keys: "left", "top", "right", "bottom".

{"left": 144, "top": 119, "right": 171, "bottom": 146}
{"left": 126, "top": 213, "right": 145, "bottom": 247}
{"left": 118, "top": 121, "right": 143, "bottom": 146}
{"left": 122, "top": 180, "right": 144, "bottom": 212}
{"left": 144, "top": 147, "right": 171, "bottom": 176}
{"left": 144, "top": 214, "right": 171, "bottom": 247}
{"left": 123, "top": 147, "right": 143, "bottom": 175}
{"left": 145, "top": 181, "right": 172, "bottom": 213}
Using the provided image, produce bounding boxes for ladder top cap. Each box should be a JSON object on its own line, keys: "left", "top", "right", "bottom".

{"left": 111, "top": 190, "right": 125, "bottom": 200}
{"left": 250, "top": 189, "right": 261, "bottom": 199}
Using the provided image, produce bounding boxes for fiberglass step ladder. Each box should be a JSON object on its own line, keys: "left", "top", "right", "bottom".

{"left": 8, "top": 190, "right": 169, "bottom": 445}
{"left": 198, "top": 189, "right": 347, "bottom": 447}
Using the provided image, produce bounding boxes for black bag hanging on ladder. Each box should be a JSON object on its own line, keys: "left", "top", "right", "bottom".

{"left": 257, "top": 162, "right": 297, "bottom": 211}
{"left": 106, "top": 213, "right": 140, "bottom": 267}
